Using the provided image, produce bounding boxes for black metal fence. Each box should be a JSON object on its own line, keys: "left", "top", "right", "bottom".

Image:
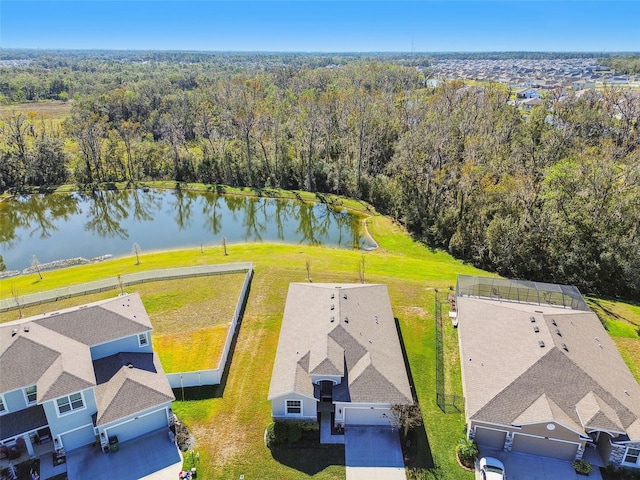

{"left": 435, "top": 292, "right": 464, "bottom": 414}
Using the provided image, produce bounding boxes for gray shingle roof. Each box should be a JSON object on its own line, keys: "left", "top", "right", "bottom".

{"left": 0, "top": 293, "right": 172, "bottom": 424}
{"left": 457, "top": 290, "right": 640, "bottom": 440}
{"left": 268, "top": 283, "right": 412, "bottom": 405}
{"left": 93, "top": 353, "right": 174, "bottom": 426}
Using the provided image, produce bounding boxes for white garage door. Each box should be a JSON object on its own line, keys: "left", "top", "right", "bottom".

{"left": 105, "top": 409, "right": 168, "bottom": 444}
{"left": 344, "top": 407, "right": 391, "bottom": 426}
{"left": 512, "top": 434, "right": 578, "bottom": 460}
{"left": 474, "top": 427, "right": 507, "bottom": 449}
{"left": 60, "top": 425, "right": 96, "bottom": 451}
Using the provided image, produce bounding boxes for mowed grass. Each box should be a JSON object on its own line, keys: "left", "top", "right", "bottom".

{"left": 0, "top": 274, "right": 247, "bottom": 374}
{"left": 587, "top": 296, "right": 640, "bottom": 383}
{"left": 2, "top": 211, "right": 639, "bottom": 479}
{"left": 154, "top": 324, "right": 230, "bottom": 372}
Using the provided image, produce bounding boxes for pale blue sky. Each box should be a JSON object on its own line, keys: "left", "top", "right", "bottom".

{"left": 1, "top": 1, "right": 638, "bottom": 52}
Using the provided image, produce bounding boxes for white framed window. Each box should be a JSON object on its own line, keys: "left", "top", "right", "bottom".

{"left": 623, "top": 447, "right": 640, "bottom": 465}
{"left": 286, "top": 399, "right": 302, "bottom": 416}
{"left": 138, "top": 332, "right": 149, "bottom": 347}
{"left": 56, "top": 392, "right": 85, "bottom": 416}
{"left": 0, "top": 395, "right": 7, "bottom": 415}
{"left": 24, "top": 385, "right": 37, "bottom": 404}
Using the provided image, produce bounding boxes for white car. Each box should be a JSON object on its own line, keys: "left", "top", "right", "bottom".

{"left": 479, "top": 456, "right": 506, "bottom": 480}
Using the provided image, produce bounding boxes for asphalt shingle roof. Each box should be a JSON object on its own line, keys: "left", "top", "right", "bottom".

{"left": 268, "top": 283, "right": 412, "bottom": 405}
{"left": 457, "top": 289, "right": 640, "bottom": 441}
{"left": 0, "top": 293, "right": 173, "bottom": 430}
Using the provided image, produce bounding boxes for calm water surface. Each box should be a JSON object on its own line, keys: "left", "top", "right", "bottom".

{"left": 0, "top": 189, "right": 374, "bottom": 271}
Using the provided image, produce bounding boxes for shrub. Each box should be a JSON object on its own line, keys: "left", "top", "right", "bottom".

{"left": 273, "top": 421, "right": 288, "bottom": 444}
{"left": 287, "top": 424, "right": 302, "bottom": 443}
{"left": 573, "top": 459, "right": 592, "bottom": 475}
{"left": 296, "top": 420, "right": 320, "bottom": 431}
{"left": 455, "top": 438, "right": 478, "bottom": 468}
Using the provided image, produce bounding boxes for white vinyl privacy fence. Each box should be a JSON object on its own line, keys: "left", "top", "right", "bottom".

{"left": 1, "top": 263, "right": 254, "bottom": 388}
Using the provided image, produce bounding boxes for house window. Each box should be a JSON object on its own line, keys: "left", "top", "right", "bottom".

{"left": 0, "top": 395, "right": 6, "bottom": 415}
{"left": 25, "top": 385, "right": 37, "bottom": 404}
{"left": 138, "top": 332, "right": 149, "bottom": 347}
{"left": 624, "top": 447, "right": 640, "bottom": 465}
{"left": 286, "top": 399, "right": 302, "bottom": 415}
{"left": 56, "top": 392, "right": 84, "bottom": 415}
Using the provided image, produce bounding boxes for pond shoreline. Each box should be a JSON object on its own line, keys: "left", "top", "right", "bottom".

{"left": 0, "top": 254, "right": 113, "bottom": 279}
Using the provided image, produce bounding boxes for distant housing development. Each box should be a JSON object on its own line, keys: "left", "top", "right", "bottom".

{"left": 0, "top": 294, "right": 175, "bottom": 459}
{"left": 268, "top": 283, "right": 413, "bottom": 428}
{"left": 456, "top": 276, "right": 640, "bottom": 469}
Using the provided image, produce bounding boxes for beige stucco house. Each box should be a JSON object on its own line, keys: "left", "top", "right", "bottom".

{"left": 456, "top": 276, "right": 640, "bottom": 469}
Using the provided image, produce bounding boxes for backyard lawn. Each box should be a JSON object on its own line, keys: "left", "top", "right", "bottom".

{"left": 2, "top": 210, "right": 639, "bottom": 479}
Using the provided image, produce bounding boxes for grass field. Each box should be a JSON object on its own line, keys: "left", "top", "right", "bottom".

{"left": 0, "top": 101, "right": 72, "bottom": 121}
{"left": 2, "top": 209, "right": 639, "bottom": 479}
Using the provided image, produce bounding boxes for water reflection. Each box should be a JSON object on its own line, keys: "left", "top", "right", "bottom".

{"left": 0, "top": 189, "right": 372, "bottom": 271}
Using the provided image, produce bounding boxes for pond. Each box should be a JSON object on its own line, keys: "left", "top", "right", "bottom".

{"left": 0, "top": 189, "right": 375, "bottom": 271}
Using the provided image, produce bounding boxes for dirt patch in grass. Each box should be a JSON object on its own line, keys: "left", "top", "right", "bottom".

{"left": 155, "top": 324, "right": 229, "bottom": 372}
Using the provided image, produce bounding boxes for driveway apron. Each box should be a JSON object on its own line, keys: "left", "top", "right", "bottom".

{"left": 345, "top": 426, "right": 406, "bottom": 480}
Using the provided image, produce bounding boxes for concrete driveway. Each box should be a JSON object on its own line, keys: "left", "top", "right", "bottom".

{"left": 65, "top": 429, "right": 183, "bottom": 480}
{"left": 476, "top": 447, "right": 603, "bottom": 480}
{"left": 345, "top": 426, "right": 406, "bottom": 480}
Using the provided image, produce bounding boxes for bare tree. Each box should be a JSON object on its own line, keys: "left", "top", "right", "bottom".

{"left": 389, "top": 403, "right": 423, "bottom": 439}
{"left": 357, "top": 255, "right": 366, "bottom": 283}
{"left": 11, "top": 285, "right": 23, "bottom": 318}
{"left": 131, "top": 242, "right": 141, "bottom": 265}
{"left": 31, "top": 254, "right": 42, "bottom": 280}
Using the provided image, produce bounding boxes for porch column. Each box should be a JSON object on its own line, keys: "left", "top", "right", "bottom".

{"left": 23, "top": 434, "right": 35, "bottom": 457}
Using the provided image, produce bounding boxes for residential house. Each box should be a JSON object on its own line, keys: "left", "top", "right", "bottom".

{"left": 522, "top": 98, "right": 543, "bottom": 111}
{"left": 516, "top": 88, "right": 541, "bottom": 99}
{"left": 0, "top": 293, "right": 175, "bottom": 458}
{"left": 268, "top": 283, "right": 412, "bottom": 428}
{"left": 572, "top": 79, "right": 596, "bottom": 91}
{"left": 456, "top": 276, "right": 640, "bottom": 469}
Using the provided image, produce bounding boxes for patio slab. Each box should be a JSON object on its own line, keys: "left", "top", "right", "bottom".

{"left": 65, "top": 429, "right": 182, "bottom": 480}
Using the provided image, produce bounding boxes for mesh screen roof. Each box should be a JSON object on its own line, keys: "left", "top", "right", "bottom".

{"left": 456, "top": 275, "right": 589, "bottom": 311}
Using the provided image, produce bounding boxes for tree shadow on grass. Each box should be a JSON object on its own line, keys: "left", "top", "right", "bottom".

{"left": 270, "top": 444, "right": 345, "bottom": 476}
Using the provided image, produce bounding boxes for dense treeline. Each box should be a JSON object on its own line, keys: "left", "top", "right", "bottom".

{"left": 600, "top": 55, "right": 640, "bottom": 75}
{"left": 1, "top": 55, "right": 639, "bottom": 299}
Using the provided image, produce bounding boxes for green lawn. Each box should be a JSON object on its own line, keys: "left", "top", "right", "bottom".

{"left": 2, "top": 209, "right": 639, "bottom": 479}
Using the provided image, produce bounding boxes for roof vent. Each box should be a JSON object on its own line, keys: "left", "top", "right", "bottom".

{"left": 375, "top": 315, "right": 379, "bottom": 324}
{"left": 562, "top": 343, "right": 569, "bottom": 352}
{"left": 23, "top": 325, "right": 30, "bottom": 333}
{"left": 556, "top": 328, "right": 562, "bottom": 337}
{"left": 530, "top": 317, "right": 536, "bottom": 323}
{"left": 533, "top": 326, "right": 540, "bottom": 333}
{"left": 343, "top": 294, "right": 347, "bottom": 300}
{"left": 11, "top": 328, "right": 18, "bottom": 337}
{"left": 126, "top": 363, "right": 134, "bottom": 369}
{"left": 331, "top": 304, "right": 335, "bottom": 310}
{"left": 551, "top": 319, "right": 557, "bottom": 326}
{"left": 330, "top": 316, "right": 335, "bottom": 323}
{"left": 344, "top": 317, "right": 349, "bottom": 323}
{"left": 535, "top": 310, "right": 544, "bottom": 313}
{"left": 331, "top": 293, "right": 335, "bottom": 299}
{"left": 538, "top": 340, "right": 545, "bottom": 348}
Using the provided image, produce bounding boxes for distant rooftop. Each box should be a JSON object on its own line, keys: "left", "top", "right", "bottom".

{"left": 456, "top": 275, "right": 589, "bottom": 311}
